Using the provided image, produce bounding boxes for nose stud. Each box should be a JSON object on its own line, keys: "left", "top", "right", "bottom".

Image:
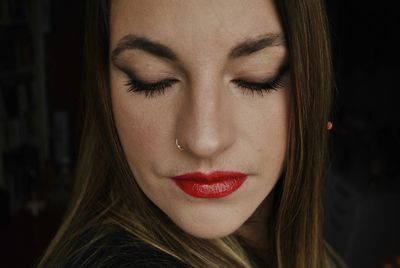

{"left": 176, "top": 138, "right": 184, "bottom": 151}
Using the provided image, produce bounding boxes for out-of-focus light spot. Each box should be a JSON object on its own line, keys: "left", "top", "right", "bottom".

{"left": 327, "top": 121, "right": 333, "bottom": 131}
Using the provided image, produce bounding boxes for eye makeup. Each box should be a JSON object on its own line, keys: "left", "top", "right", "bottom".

{"left": 124, "top": 74, "right": 179, "bottom": 98}
{"left": 232, "top": 59, "right": 289, "bottom": 97}
{"left": 123, "top": 60, "right": 290, "bottom": 99}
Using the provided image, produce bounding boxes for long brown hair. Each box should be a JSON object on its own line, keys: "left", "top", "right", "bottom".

{"left": 37, "top": 0, "right": 338, "bottom": 267}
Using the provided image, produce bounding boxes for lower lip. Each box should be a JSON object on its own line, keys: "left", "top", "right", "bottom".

{"left": 171, "top": 176, "right": 247, "bottom": 198}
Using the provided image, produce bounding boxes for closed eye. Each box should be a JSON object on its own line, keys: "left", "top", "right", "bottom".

{"left": 232, "top": 75, "right": 285, "bottom": 97}
{"left": 125, "top": 62, "right": 289, "bottom": 98}
{"left": 125, "top": 78, "right": 178, "bottom": 98}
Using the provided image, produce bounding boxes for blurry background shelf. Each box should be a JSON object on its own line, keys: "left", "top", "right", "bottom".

{"left": 0, "top": 0, "right": 84, "bottom": 267}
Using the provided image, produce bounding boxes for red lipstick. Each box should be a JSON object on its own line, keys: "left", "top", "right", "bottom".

{"left": 170, "top": 171, "right": 248, "bottom": 198}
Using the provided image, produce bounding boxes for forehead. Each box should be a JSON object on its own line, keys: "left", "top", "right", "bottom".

{"left": 110, "top": 0, "right": 283, "bottom": 57}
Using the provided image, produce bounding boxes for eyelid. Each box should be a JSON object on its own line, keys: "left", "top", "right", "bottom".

{"left": 233, "top": 73, "right": 282, "bottom": 84}
{"left": 122, "top": 60, "right": 290, "bottom": 98}
{"left": 234, "top": 61, "right": 289, "bottom": 84}
{"left": 130, "top": 77, "right": 179, "bottom": 87}
{"left": 124, "top": 68, "right": 170, "bottom": 83}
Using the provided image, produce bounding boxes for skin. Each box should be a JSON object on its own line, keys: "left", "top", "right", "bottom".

{"left": 109, "top": 0, "right": 290, "bottom": 248}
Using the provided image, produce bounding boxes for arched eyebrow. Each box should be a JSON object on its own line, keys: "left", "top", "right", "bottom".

{"left": 229, "top": 33, "right": 285, "bottom": 58}
{"left": 111, "top": 33, "right": 286, "bottom": 63}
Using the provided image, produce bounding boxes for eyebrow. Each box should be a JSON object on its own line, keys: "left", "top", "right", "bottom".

{"left": 111, "top": 33, "right": 286, "bottom": 63}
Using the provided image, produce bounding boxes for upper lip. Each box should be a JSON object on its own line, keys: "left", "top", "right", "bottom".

{"left": 170, "top": 171, "right": 248, "bottom": 182}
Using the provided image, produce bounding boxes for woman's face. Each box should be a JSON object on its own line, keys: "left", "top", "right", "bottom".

{"left": 110, "top": 0, "right": 289, "bottom": 239}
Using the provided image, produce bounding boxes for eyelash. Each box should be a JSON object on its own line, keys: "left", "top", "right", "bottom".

{"left": 125, "top": 73, "right": 286, "bottom": 98}
{"left": 231, "top": 76, "right": 285, "bottom": 97}
{"left": 125, "top": 78, "right": 178, "bottom": 98}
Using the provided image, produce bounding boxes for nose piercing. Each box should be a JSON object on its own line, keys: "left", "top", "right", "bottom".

{"left": 176, "top": 138, "right": 184, "bottom": 151}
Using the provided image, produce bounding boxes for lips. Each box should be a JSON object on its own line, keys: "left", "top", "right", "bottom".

{"left": 170, "top": 171, "right": 248, "bottom": 198}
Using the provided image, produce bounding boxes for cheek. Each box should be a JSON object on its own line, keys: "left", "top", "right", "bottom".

{"left": 240, "top": 91, "right": 289, "bottom": 165}
{"left": 262, "top": 96, "right": 289, "bottom": 161}
{"left": 262, "top": 103, "right": 288, "bottom": 154}
{"left": 245, "top": 91, "right": 289, "bottom": 202}
{"left": 111, "top": 89, "right": 169, "bottom": 174}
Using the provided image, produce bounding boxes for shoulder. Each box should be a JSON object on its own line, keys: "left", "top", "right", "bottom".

{"left": 63, "top": 227, "right": 187, "bottom": 268}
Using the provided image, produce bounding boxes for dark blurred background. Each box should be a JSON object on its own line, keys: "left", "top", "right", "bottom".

{"left": 0, "top": 0, "right": 84, "bottom": 267}
{"left": 0, "top": 0, "right": 399, "bottom": 267}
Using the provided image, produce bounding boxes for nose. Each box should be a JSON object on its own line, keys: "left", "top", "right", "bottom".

{"left": 176, "top": 77, "right": 235, "bottom": 160}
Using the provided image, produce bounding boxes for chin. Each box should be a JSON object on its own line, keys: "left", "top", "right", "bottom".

{"left": 167, "top": 208, "right": 247, "bottom": 240}
{"left": 179, "top": 224, "right": 239, "bottom": 239}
